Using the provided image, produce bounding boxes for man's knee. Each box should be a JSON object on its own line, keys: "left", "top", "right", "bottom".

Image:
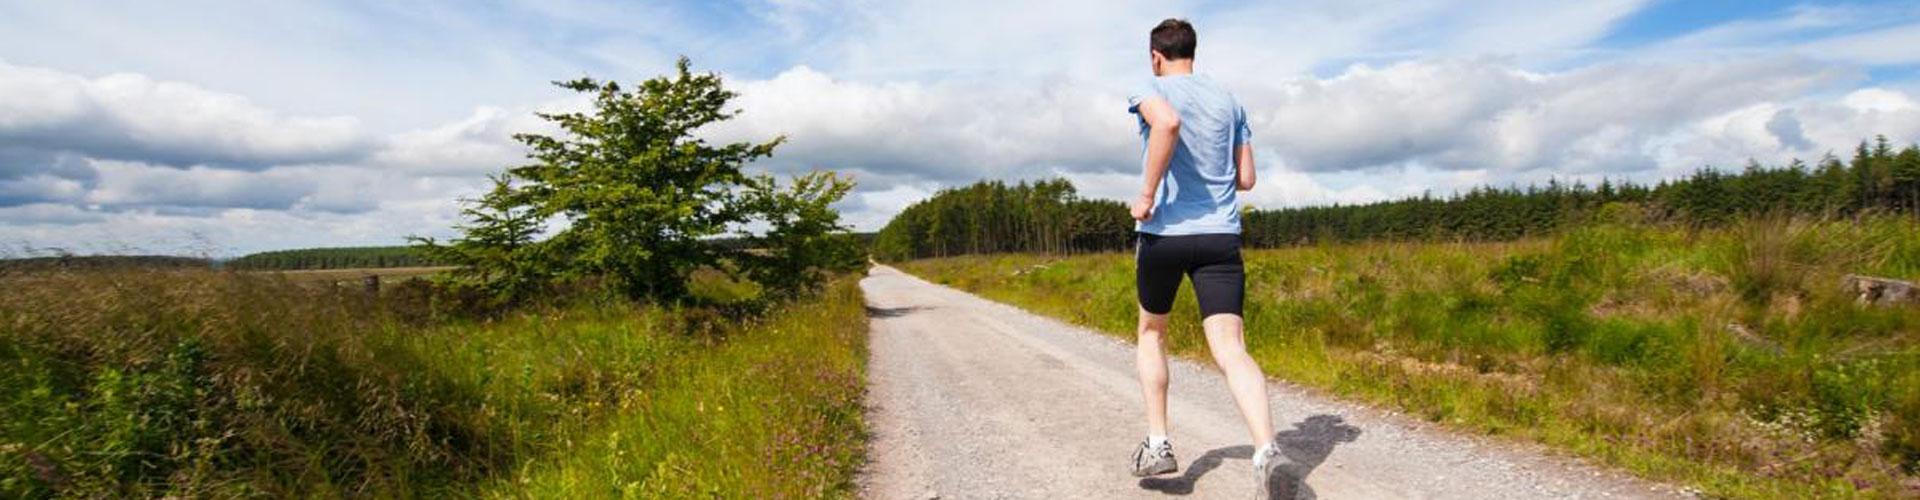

{"left": 1201, "top": 312, "right": 1242, "bottom": 328}
{"left": 1138, "top": 309, "right": 1170, "bottom": 334}
{"left": 1201, "top": 313, "right": 1249, "bottom": 351}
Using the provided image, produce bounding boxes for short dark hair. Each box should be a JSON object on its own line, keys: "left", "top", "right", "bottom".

{"left": 1150, "top": 18, "right": 1196, "bottom": 60}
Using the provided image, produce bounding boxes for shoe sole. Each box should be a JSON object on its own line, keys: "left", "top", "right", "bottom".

{"left": 1131, "top": 461, "right": 1179, "bottom": 477}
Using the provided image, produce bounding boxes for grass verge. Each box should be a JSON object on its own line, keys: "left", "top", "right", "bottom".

{"left": 1, "top": 267, "right": 867, "bottom": 498}
{"left": 480, "top": 277, "right": 868, "bottom": 498}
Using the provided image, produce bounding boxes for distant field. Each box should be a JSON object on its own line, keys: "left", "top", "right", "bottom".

{"left": 897, "top": 216, "right": 1920, "bottom": 499}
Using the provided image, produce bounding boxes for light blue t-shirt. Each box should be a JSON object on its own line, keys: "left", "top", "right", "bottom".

{"left": 1127, "top": 74, "right": 1251, "bottom": 235}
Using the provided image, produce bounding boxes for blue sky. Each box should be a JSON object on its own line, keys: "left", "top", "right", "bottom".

{"left": 1, "top": 0, "right": 1918, "bottom": 255}
{"left": 1603, "top": 0, "right": 1815, "bottom": 45}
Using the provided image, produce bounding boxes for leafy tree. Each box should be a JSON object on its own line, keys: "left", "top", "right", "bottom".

{"left": 505, "top": 59, "right": 779, "bottom": 301}
{"left": 736, "top": 171, "right": 865, "bottom": 298}
{"left": 410, "top": 174, "right": 549, "bottom": 301}
{"left": 418, "top": 58, "right": 858, "bottom": 303}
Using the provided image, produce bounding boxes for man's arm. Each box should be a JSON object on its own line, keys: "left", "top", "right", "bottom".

{"left": 1133, "top": 97, "right": 1180, "bottom": 222}
{"left": 1235, "top": 144, "right": 1255, "bottom": 191}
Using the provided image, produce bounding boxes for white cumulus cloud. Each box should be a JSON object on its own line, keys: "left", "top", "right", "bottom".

{"left": 0, "top": 60, "right": 372, "bottom": 169}
{"left": 1250, "top": 57, "right": 1850, "bottom": 174}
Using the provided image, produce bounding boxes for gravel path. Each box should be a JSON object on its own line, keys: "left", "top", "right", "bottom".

{"left": 857, "top": 265, "right": 1686, "bottom": 500}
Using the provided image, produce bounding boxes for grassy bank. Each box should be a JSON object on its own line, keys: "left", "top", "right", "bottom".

{"left": 482, "top": 278, "right": 868, "bottom": 497}
{"left": 1, "top": 267, "right": 867, "bottom": 498}
{"left": 896, "top": 217, "right": 1920, "bottom": 498}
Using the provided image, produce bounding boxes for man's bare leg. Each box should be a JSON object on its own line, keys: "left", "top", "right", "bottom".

{"left": 1136, "top": 308, "right": 1173, "bottom": 438}
{"left": 1202, "top": 313, "right": 1274, "bottom": 446}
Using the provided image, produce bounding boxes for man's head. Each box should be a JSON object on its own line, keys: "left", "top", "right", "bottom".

{"left": 1149, "top": 18, "right": 1195, "bottom": 76}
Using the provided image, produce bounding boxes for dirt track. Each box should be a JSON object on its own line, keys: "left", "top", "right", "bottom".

{"left": 857, "top": 265, "right": 1683, "bottom": 500}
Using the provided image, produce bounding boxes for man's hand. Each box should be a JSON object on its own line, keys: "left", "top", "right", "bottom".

{"left": 1131, "top": 193, "right": 1154, "bottom": 222}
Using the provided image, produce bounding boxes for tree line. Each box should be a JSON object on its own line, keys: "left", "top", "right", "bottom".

{"left": 1252, "top": 136, "right": 1920, "bottom": 245}
{"left": 225, "top": 246, "right": 446, "bottom": 270}
{"left": 871, "top": 178, "right": 1134, "bottom": 260}
{"left": 878, "top": 136, "right": 1920, "bottom": 259}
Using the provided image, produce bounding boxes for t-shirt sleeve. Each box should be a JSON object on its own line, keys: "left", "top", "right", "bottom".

{"left": 1127, "top": 80, "right": 1161, "bottom": 114}
{"left": 1233, "top": 103, "right": 1253, "bottom": 148}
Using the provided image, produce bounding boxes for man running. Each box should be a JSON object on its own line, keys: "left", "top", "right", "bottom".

{"left": 1124, "top": 18, "right": 1281, "bottom": 497}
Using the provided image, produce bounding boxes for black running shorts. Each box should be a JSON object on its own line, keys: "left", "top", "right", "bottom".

{"left": 1135, "top": 233, "right": 1244, "bottom": 317}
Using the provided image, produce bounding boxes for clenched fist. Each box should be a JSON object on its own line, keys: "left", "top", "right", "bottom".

{"left": 1131, "top": 193, "right": 1155, "bottom": 222}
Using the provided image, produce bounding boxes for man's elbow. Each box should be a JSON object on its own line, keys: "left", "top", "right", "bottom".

{"left": 1237, "top": 178, "right": 1255, "bottom": 190}
{"left": 1151, "top": 117, "right": 1180, "bottom": 133}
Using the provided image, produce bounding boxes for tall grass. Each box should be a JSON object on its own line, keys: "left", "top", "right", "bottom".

{"left": 479, "top": 277, "right": 868, "bottom": 498}
{"left": 896, "top": 216, "right": 1920, "bottom": 499}
{"left": 0, "top": 267, "right": 867, "bottom": 498}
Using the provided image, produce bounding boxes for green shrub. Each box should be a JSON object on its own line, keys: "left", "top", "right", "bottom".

{"left": 1808, "top": 360, "right": 1894, "bottom": 440}
{"left": 1888, "top": 375, "right": 1920, "bottom": 473}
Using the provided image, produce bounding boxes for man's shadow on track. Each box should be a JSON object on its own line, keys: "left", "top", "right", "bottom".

{"left": 865, "top": 305, "right": 927, "bottom": 318}
{"left": 1139, "top": 414, "right": 1361, "bottom": 499}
